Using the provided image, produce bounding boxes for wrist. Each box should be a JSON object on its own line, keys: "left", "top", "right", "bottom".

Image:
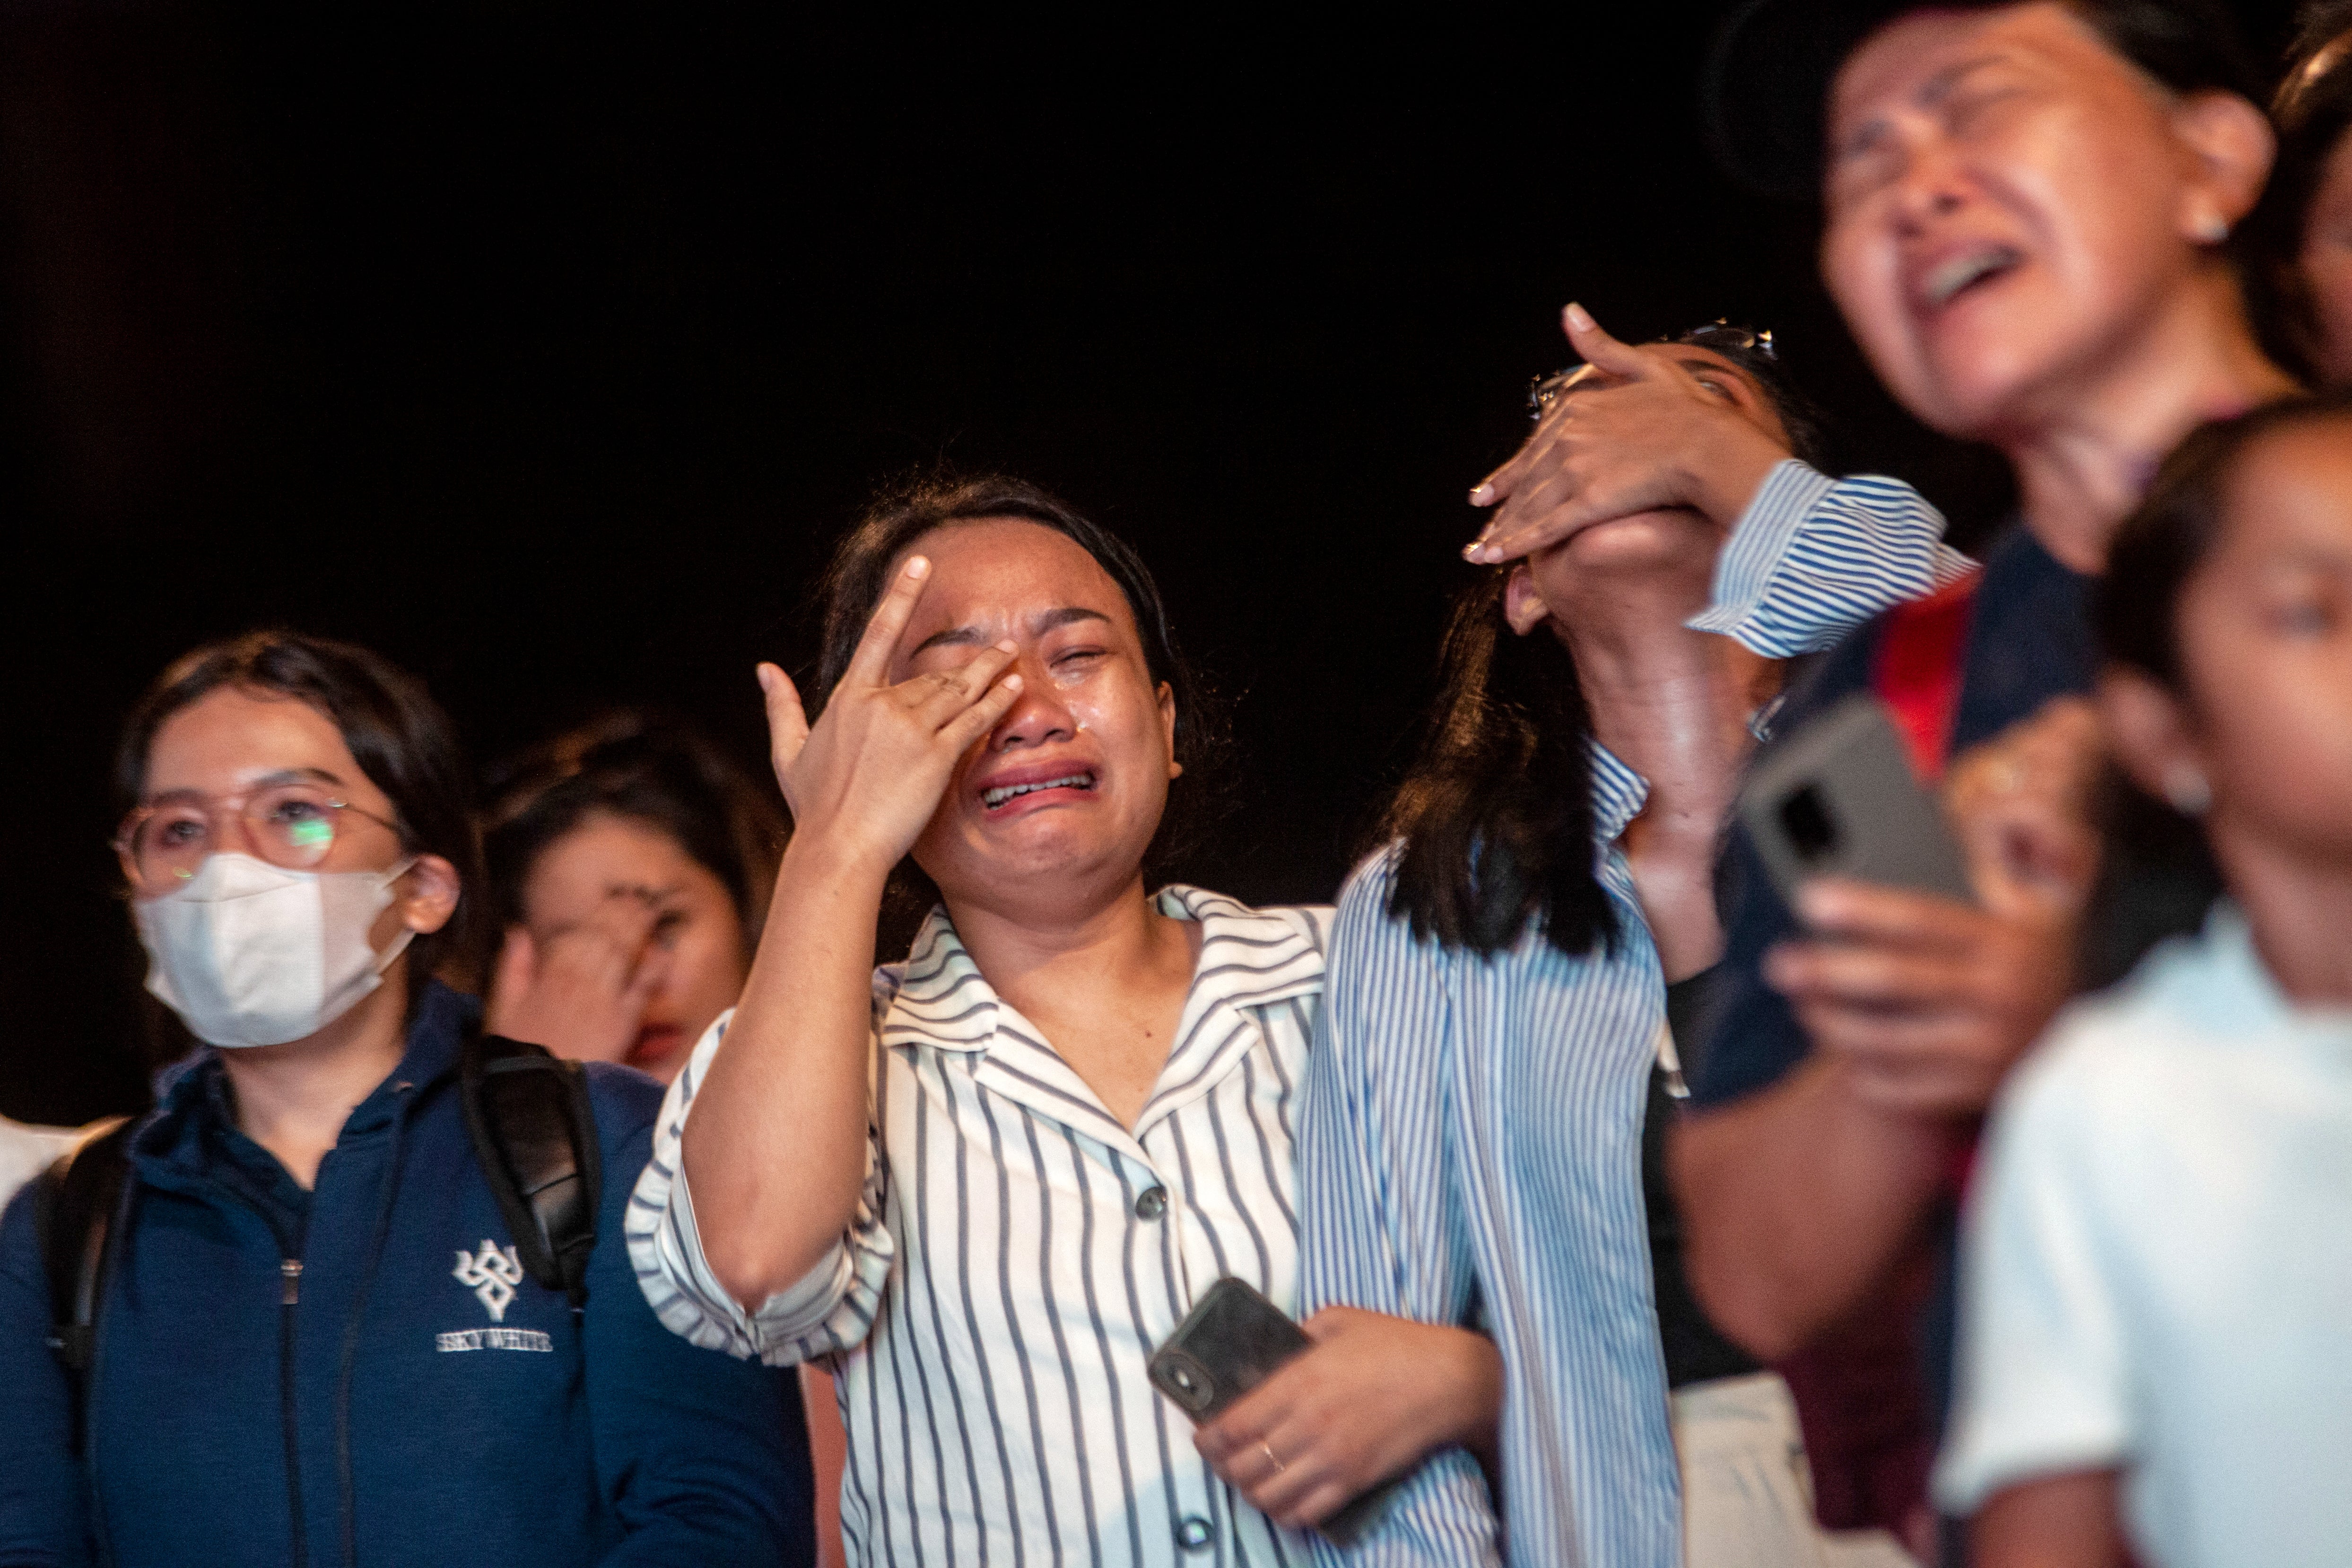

{"left": 775, "top": 834, "right": 897, "bottom": 901}
{"left": 1688, "top": 433, "right": 1793, "bottom": 529}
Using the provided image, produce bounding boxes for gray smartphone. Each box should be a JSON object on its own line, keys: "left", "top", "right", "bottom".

{"left": 1147, "top": 1278, "right": 1402, "bottom": 1547}
{"left": 1738, "top": 693, "right": 1975, "bottom": 906}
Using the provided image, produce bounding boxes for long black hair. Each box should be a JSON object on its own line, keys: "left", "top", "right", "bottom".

{"left": 476, "top": 711, "right": 788, "bottom": 981}
{"left": 2080, "top": 389, "right": 2352, "bottom": 988}
{"left": 808, "top": 470, "right": 1232, "bottom": 909}
{"left": 1379, "top": 329, "right": 1830, "bottom": 958}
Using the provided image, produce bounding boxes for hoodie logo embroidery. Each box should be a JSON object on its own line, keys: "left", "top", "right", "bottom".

{"left": 453, "top": 1240, "right": 524, "bottom": 1322}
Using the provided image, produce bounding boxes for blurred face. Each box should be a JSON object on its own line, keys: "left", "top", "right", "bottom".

{"left": 2150, "top": 421, "right": 2352, "bottom": 868}
{"left": 1821, "top": 4, "right": 2229, "bottom": 437}
{"left": 891, "top": 519, "right": 1178, "bottom": 908}
{"left": 2302, "top": 129, "right": 2352, "bottom": 386}
{"left": 518, "top": 810, "right": 745, "bottom": 1080}
{"left": 1510, "top": 345, "right": 1793, "bottom": 630}
{"left": 131, "top": 686, "right": 452, "bottom": 950}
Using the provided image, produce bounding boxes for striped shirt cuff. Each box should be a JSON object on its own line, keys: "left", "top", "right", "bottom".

{"left": 626, "top": 1011, "right": 896, "bottom": 1366}
{"left": 1689, "top": 459, "right": 1974, "bottom": 657}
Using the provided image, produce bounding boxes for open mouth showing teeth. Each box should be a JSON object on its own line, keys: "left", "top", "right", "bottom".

{"left": 982, "top": 772, "right": 1095, "bottom": 809}
{"left": 1924, "top": 244, "right": 2023, "bottom": 309}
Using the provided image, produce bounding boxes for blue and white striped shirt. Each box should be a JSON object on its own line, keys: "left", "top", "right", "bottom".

{"left": 1297, "top": 752, "right": 1679, "bottom": 1567}
{"left": 1693, "top": 459, "right": 1975, "bottom": 656}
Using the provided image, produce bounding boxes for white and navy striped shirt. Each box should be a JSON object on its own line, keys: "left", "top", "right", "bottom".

{"left": 1296, "top": 751, "right": 1680, "bottom": 1568}
{"left": 1692, "top": 458, "right": 1976, "bottom": 656}
{"left": 629, "top": 886, "right": 1332, "bottom": 1567}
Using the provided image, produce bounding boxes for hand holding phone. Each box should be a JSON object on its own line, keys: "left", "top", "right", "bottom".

{"left": 1739, "top": 694, "right": 1974, "bottom": 908}
{"left": 1149, "top": 1280, "right": 1403, "bottom": 1546}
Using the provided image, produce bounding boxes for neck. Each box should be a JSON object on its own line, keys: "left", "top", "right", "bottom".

{"left": 214, "top": 966, "right": 411, "bottom": 1189}
{"left": 948, "top": 871, "right": 1193, "bottom": 1018}
{"left": 1551, "top": 560, "right": 1761, "bottom": 978}
{"left": 1998, "top": 270, "right": 2296, "bottom": 573}
{"left": 2213, "top": 829, "right": 2352, "bottom": 1008}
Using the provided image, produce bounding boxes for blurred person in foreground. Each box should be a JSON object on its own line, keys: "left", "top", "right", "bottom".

{"left": 1673, "top": 0, "right": 2297, "bottom": 1554}
{"left": 1203, "top": 324, "right": 1925, "bottom": 1567}
{"left": 1938, "top": 391, "right": 2352, "bottom": 1567}
{"left": 628, "top": 476, "right": 1511, "bottom": 1565}
{"left": 0, "top": 631, "right": 812, "bottom": 1567}
{"left": 480, "top": 712, "right": 850, "bottom": 1568}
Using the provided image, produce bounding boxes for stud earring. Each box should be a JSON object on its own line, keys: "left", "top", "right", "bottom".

{"left": 2192, "top": 211, "right": 2231, "bottom": 244}
{"left": 2162, "top": 764, "right": 2212, "bottom": 817}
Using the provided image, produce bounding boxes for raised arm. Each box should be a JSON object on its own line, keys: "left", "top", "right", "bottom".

{"left": 679, "top": 556, "right": 1022, "bottom": 1309}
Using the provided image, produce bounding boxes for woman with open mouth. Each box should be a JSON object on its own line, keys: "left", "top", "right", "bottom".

{"left": 621, "top": 474, "right": 1509, "bottom": 1565}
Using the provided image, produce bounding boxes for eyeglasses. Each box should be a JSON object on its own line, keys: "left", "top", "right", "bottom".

{"left": 116, "top": 783, "right": 404, "bottom": 892}
{"left": 1527, "top": 320, "right": 1778, "bottom": 420}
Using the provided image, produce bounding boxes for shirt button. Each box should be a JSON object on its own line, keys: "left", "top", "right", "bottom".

{"left": 1134, "top": 1185, "right": 1168, "bottom": 1220}
{"left": 1175, "top": 1515, "right": 1213, "bottom": 1552}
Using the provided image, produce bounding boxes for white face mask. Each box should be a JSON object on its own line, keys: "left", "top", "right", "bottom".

{"left": 135, "top": 852, "right": 418, "bottom": 1049}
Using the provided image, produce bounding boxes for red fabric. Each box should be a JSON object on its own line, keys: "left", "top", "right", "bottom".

{"left": 1779, "top": 577, "right": 1983, "bottom": 1544}
{"left": 1869, "top": 577, "right": 1978, "bottom": 784}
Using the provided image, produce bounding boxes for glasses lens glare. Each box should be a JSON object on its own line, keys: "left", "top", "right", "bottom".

{"left": 255, "top": 786, "right": 340, "bottom": 866}
{"left": 131, "top": 809, "right": 210, "bottom": 885}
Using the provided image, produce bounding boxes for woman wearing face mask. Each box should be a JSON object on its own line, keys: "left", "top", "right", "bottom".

{"left": 0, "top": 632, "right": 814, "bottom": 1568}
{"left": 629, "top": 475, "right": 1511, "bottom": 1566}
{"left": 1678, "top": 0, "right": 2297, "bottom": 1553}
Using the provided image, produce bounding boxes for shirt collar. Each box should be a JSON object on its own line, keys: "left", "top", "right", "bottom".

{"left": 1590, "top": 741, "right": 1649, "bottom": 847}
{"left": 881, "top": 884, "right": 1324, "bottom": 1057}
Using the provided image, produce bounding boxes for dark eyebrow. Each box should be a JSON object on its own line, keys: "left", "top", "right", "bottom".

{"left": 1833, "top": 53, "right": 2009, "bottom": 162}
{"left": 1918, "top": 53, "right": 2009, "bottom": 107}
{"left": 143, "top": 767, "right": 347, "bottom": 807}
{"left": 909, "top": 606, "right": 1111, "bottom": 657}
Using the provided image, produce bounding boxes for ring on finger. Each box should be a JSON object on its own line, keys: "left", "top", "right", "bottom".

{"left": 1259, "top": 1439, "right": 1284, "bottom": 1474}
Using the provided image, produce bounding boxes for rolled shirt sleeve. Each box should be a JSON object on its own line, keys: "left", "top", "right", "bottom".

{"left": 627, "top": 1005, "right": 896, "bottom": 1367}
{"left": 1689, "top": 460, "right": 1975, "bottom": 657}
{"left": 1933, "top": 1027, "right": 2133, "bottom": 1514}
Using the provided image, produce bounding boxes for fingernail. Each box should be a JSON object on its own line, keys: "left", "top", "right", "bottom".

{"left": 1564, "top": 302, "right": 1594, "bottom": 333}
{"left": 1468, "top": 482, "right": 1493, "bottom": 505}
{"left": 755, "top": 664, "right": 776, "bottom": 692}
{"left": 905, "top": 556, "right": 930, "bottom": 578}
{"left": 997, "top": 639, "right": 1018, "bottom": 653}
{"left": 1461, "top": 540, "right": 1483, "bottom": 562}
{"left": 1002, "top": 674, "right": 1023, "bottom": 691}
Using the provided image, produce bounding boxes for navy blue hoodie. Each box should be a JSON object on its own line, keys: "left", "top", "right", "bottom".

{"left": 0, "top": 983, "right": 815, "bottom": 1567}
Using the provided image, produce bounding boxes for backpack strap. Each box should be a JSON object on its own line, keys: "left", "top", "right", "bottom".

{"left": 459, "top": 1032, "right": 602, "bottom": 1308}
{"left": 34, "top": 1117, "right": 135, "bottom": 1450}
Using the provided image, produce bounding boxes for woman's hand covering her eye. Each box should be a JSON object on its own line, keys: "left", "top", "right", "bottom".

{"left": 486, "top": 898, "right": 671, "bottom": 1063}
{"left": 758, "top": 556, "right": 1025, "bottom": 874}
{"left": 1192, "top": 1308, "right": 1503, "bottom": 1531}
{"left": 1465, "top": 304, "right": 1792, "bottom": 565}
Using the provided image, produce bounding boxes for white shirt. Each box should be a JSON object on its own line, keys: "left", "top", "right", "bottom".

{"left": 630, "top": 886, "right": 1331, "bottom": 1567}
{"left": 0, "top": 1117, "right": 84, "bottom": 1206}
{"left": 1936, "top": 906, "right": 2352, "bottom": 1567}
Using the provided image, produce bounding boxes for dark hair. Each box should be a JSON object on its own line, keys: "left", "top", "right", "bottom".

{"left": 115, "top": 629, "right": 484, "bottom": 997}
{"left": 2081, "top": 389, "right": 2352, "bottom": 986}
{"left": 809, "top": 471, "right": 1231, "bottom": 908}
{"left": 1379, "top": 328, "right": 1832, "bottom": 958}
{"left": 1708, "top": 0, "right": 2267, "bottom": 202}
{"left": 2248, "top": 0, "right": 2352, "bottom": 379}
{"left": 477, "top": 711, "right": 788, "bottom": 979}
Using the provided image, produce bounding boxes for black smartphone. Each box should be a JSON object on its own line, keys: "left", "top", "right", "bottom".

{"left": 1148, "top": 1278, "right": 1402, "bottom": 1547}
{"left": 1738, "top": 693, "right": 1975, "bottom": 907}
